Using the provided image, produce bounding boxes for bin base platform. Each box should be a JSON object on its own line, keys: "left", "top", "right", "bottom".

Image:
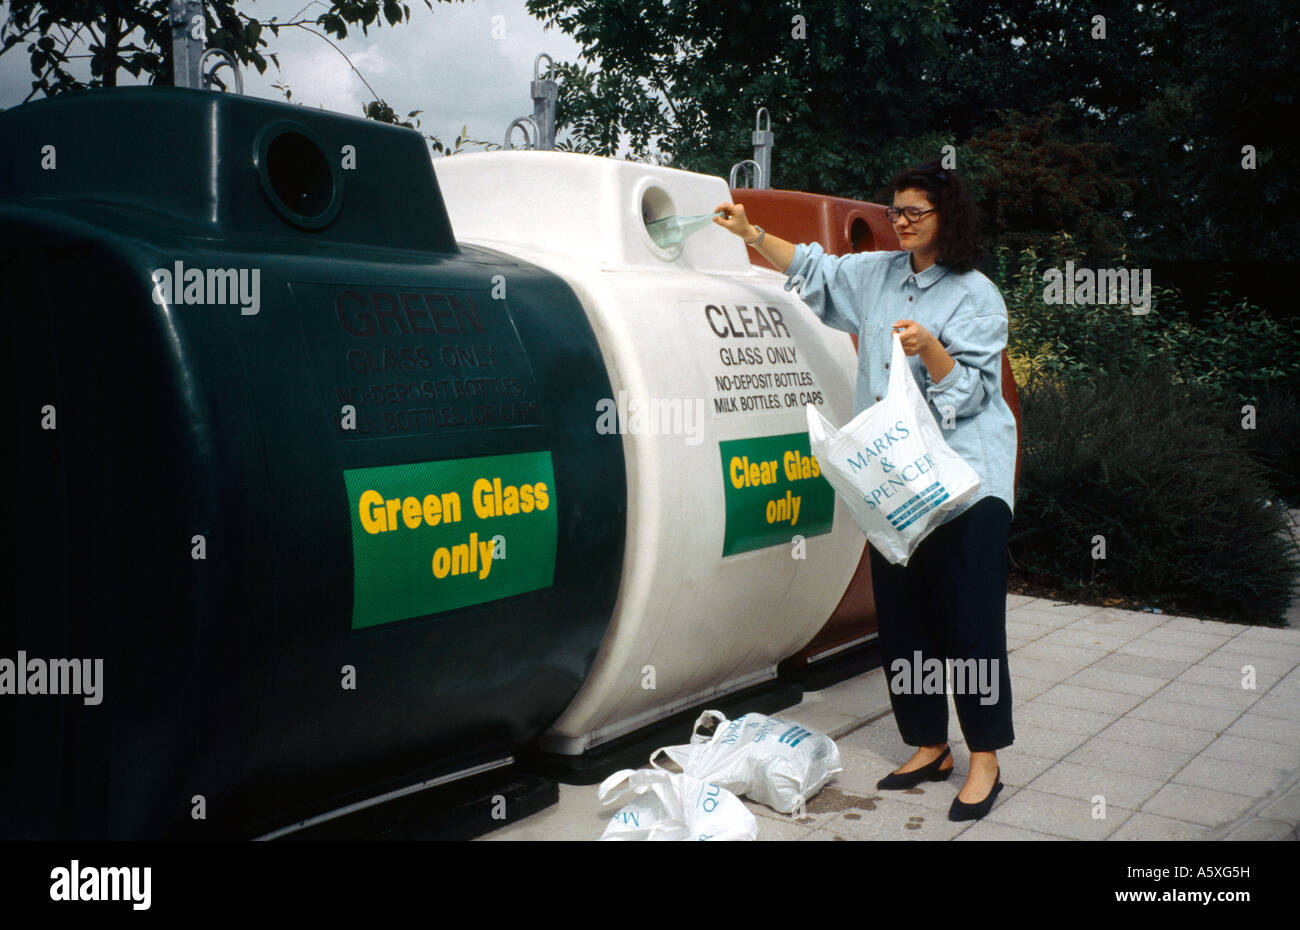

{"left": 780, "top": 639, "right": 884, "bottom": 693}
{"left": 277, "top": 767, "right": 558, "bottom": 841}
{"left": 517, "top": 678, "right": 804, "bottom": 786}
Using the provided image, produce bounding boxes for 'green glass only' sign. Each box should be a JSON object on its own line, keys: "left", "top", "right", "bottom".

{"left": 344, "top": 451, "right": 557, "bottom": 629}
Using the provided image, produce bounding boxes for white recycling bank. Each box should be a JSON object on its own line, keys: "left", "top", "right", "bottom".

{"left": 434, "top": 151, "right": 862, "bottom": 754}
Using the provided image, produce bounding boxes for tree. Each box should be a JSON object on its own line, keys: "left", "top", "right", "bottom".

{"left": 1115, "top": 1, "right": 1299, "bottom": 262}
{"left": 360, "top": 100, "right": 499, "bottom": 156}
{"left": 931, "top": 0, "right": 1182, "bottom": 141}
{"left": 0, "top": 0, "right": 434, "bottom": 102}
{"left": 962, "top": 103, "right": 1134, "bottom": 261}
{"left": 530, "top": 0, "right": 955, "bottom": 198}
{"left": 0, "top": 1, "right": 513, "bottom": 154}
{"left": 528, "top": 0, "right": 1297, "bottom": 263}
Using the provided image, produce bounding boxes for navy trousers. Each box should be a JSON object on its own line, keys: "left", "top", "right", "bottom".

{"left": 868, "top": 495, "right": 1015, "bottom": 753}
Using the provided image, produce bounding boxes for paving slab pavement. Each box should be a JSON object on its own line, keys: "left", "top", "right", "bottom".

{"left": 480, "top": 593, "right": 1300, "bottom": 841}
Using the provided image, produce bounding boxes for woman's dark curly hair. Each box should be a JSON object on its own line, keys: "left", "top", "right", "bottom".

{"left": 886, "top": 162, "right": 983, "bottom": 273}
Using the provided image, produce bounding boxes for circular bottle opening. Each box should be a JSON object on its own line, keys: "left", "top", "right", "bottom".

{"left": 641, "top": 185, "right": 677, "bottom": 226}
{"left": 849, "top": 216, "right": 875, "bottom": 252}
{"left": 255, "top": 122, "right": 342, "bottom": 230}
{"left": 638, "top": 182, "right": 682, "bottom": 260}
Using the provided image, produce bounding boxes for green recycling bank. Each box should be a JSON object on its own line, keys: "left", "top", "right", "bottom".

{"left": 0, "top": 88, "right": 625, "bottom": 839}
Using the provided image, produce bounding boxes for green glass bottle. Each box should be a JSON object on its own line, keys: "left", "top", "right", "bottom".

{"left": 645, "top": 210, "right": 726, "bottom": 248}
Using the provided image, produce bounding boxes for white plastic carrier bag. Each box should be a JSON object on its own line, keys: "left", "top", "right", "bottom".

{"left": 652, "top": 710, "right": 842, "bottom": 814}
{"left": 597, "top": 766, "right": 757, "bottom": 841}
{"left": 807, "top": 330, "right": 980, "bottom": 566}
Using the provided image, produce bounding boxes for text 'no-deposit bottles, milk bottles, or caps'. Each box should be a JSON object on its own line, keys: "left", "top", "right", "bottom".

{"left": 646, "top": 210, "right": 726, "bottom": 249}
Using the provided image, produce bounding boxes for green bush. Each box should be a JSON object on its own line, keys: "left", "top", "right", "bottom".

{"left": 991, "top": 234, "right": 1300, "bottom": 501}
{"left": 1212, "top": 378, "right": 1300, "bottom": 504}
{"left": 993, "top": 238, "right": 1299, "bottom": 384}
{"left": 1009, "top": 367, "right": 1299, "bottom": 626}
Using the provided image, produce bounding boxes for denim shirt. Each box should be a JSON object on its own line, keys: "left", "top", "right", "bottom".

{"left": 783, "top": 243, "right": 1018, "bottom": 526}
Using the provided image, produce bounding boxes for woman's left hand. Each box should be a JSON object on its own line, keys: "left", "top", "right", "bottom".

{"left": 891, "top": 319, "right": 938, "bottom": 357}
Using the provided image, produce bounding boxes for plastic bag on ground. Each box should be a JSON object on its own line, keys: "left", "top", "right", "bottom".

{"left": 597, "top": 766, "right": 757, "bottom": 840}
{"left": 652, "top": 709, "right": 842, "bottom": 814}
{"left": 807, "top": 330, "right": 980, "bottom": 566}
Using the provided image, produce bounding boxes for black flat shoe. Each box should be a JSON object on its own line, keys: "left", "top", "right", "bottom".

{"left": 876, "top": 746, "right": 953, "bottom": 790}
{"left": 948, "top": 766, "right": 1003, "bottom": 821}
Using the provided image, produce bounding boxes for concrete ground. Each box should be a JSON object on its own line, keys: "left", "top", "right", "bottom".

{"left": 481, "top": 592, "right": 1300, "bottom": 841}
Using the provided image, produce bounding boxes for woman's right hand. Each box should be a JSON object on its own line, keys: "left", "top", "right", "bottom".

{"left": 713, "top": 203, "right": 756, "bottom": 241}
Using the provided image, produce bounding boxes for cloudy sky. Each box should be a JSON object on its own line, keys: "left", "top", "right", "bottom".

{"left": 0, "top": 0, "right": 593, "bottom": 153}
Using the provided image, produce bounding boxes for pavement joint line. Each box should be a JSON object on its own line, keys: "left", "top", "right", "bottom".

{"left": 1198, "top": 762, "right": 1300, "bottom": 840}
{"left": 1055, "top": 619, "right": 1151, "bottom": 650}
{"left": 827, "top": 704, "right": 894, "bottom": 742}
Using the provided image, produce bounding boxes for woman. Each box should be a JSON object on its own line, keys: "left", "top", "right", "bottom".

{"left": 714, "top": 162, "right": 1019, "bottom": 821}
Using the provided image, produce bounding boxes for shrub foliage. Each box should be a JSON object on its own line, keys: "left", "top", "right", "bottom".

{"left": 992, "top": 236, "right": 1300, "bottom": 624}
{"left": 1010, "top": 368, "right": 1298, "bottom": 625}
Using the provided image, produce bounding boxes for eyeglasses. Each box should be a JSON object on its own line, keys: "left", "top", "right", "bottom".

{"left": 885, "top": 206, "right": 936, "bottom": 223}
